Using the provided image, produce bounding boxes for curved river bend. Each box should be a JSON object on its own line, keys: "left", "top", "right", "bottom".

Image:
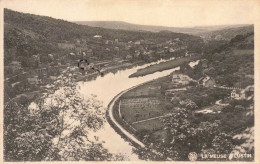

{"left": 78, "top": 59, "right": 199, "bottom": 160}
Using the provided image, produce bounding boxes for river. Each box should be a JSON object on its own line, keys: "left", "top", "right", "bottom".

{"left": 77, "top": 58, "right": 199, "bottom": 160}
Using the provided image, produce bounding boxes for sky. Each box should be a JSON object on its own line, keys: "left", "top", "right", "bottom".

{"left": 2, "top": 0, "right": 258, "bottom": 27}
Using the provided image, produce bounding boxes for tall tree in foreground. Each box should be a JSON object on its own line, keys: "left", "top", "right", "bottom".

{"left": 4, "top": 69, "right": 128, "bottom": 161}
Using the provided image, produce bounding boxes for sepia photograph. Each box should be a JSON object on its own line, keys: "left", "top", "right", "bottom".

{"left": 1, "top": 0, "right": 259, "bottom": 162}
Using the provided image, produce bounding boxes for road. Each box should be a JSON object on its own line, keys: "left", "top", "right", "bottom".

{"left": 215, "top": 99, "right": 229, "bottom": 106}
{"left": 107, "top": 81, "right": 173, "bottom": 160}
{"left": 108, "top": 84, "right": 146, "bottom": 148}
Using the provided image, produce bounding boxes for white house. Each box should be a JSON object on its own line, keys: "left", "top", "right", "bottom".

{"left": 198, "top": 76, "right": 216, "bottom": 88}
{"left": 28, "top": 76, "right": 41, "bottom": 85}
{"left": 93, "top": 35, "right": 102, "bottom": 39}
{"left": 10, "top": 61, "right": 21, "bottom": 72}
{"left": 171, "top": 74, "right": 191, "bottom": 87}
{"left": 231, "top": 89, "right": 246, "bottom": 100}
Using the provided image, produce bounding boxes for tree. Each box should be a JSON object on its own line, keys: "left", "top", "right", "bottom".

{"left": 179, "top": 99, "right": 198, "bottom": 111}
{"left": 4, "top": 72, "right": 126, "bottom": 161}
{"left": 134, "top": 107, "right": 233, "bottom": 161}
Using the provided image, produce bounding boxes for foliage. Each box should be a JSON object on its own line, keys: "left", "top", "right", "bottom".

{"left": 200, "top": 32, "right": 254, "bottom": 87}
{"left": 135, "top": 108, "right": 238, "bottom": 161}
{"left": 4, "top": 73, "right": 127, "bottom": 161}
{"left": 173, "top": 87, "right": 229, "bottom": 108}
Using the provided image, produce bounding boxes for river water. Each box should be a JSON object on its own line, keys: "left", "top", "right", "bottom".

{"left": 78, "top": 58, "right": 199, "bottom": 160}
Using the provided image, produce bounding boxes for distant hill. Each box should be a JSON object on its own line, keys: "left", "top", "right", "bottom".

{"left": 199, "top": 25, "right": 254, "bottom": 41}
{"left": 75, "top": 21, "right": 250, "bottom": 35}
{"left": 4, "top": 9, "right": 203, "bottom": 66}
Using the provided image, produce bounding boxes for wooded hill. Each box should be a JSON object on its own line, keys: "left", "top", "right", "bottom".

{"left": 4, "top": 8, "right": 203, "bottom": 66}
{"left": 75, "top": 21, "right": 250, "bottom": 35}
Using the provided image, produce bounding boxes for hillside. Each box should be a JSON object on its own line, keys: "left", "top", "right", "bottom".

{"left": 4, "top": 9, "right": 203, "bottom": 66}
{"left": 182, "top": 31, "right": 254, "bottom": 88}
{"left": 75, "top": 21, "right": 250, "bottom": 35}
{"left": 199, "top": 25, "right": 253, "bottom": 41}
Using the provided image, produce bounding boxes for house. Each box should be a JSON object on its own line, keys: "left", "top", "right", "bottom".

{"left": 156, "top": 50, "right": 164, "bottom": 55}
{"left": 114, "top": 47, "right": 119, "bottom": 51}
{"left": 27, "top": 76, "right": 41, "bottom": 85}
{"left": 171, "top": 74, "right": 191, "bottom": 87}
{"left": 198, "top": 76, "right": 216, "bottom": 87}
{"left": 134, "top": 50, "right": 140, "bottom": 58}
{"left": 201, "top": 59, "right": 209, "bottom": 68}
{"left": 48, "top": 54, "right": 54, "bottom": 61}
{"left": 245, "top": 85, "right": 254, "bottom": 92}
{"left": 86, "top": 49, "right": 93, "bottom": 56}
{"left": 245, "top": 85, "right": 254, "bottom": 98}
{"left": 169, "top": 48, "right": 176, "bottom": 53}
{"left": 68, "top": 53, "right": 76, "bottom": 59}
{"left": 105, "top": 40, "right": 113, "bottom": 45}
{"left": 82, "top": 52, "right": 87, "bottom": 58}
{"left": 33, "top": 54, "right": 41, "bottom": 64}
{"left": 231, "top": 89, "right": 246, "bottom": 100}
{"left": 126, "top": 55, "right": 133, "bottom": 60}
{"left": 10, "top": 61, "right": 21, "bottom": 72}
{"left": 49, "top": 76, "right": 57, "bottom": 81}
{"left": 93, "top": 35, "right": 102, "bottom": 39}
{"left": 134, "top": 41, "right": 141, "bottom": 45}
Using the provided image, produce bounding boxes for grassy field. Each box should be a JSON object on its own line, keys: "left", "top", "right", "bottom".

{"left": 132, "top": 118, "right": 163, "bottom": 131}
{"left": 119, "top": 76, "right": 173, "bottom": 124}
{"left": 120, "top": 103, "right": 166, "bottom": 123}
{"left": 129, "top": 56, "right": 197, "bottom": 78}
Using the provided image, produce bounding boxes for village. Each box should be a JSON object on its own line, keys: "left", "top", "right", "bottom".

{"left": 4, "top": 32, "right": 196, "bottom": 104}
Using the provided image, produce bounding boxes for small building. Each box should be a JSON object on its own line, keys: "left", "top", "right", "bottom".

{"left": 126, "top": 55, "right": 133, "bottom": 60}
{"left": 93, "top": 35, "right": 102, "bottom": 39}
{"left": 10, "top": 61, "right": 21, "bottom": 72}
{"left": 231, "top": 89, "right": 246, "bottom": 100}
{"left": 201, "top": 59, "right": 209, "bottom": 68}
{"left": 198, "top": 76, "right": 216, "bottom": 88}
{"left": 86, "top": 49, "right": 93, "bottom": 56}
{"left": 134, "top": 50, "right": 140, "bottom": 58}
{"left": 49, "top": 76, "right": 57, "bottom": 81}
{"left": 33, "top": 54, "right": 41, "bottom": 64}
{"left": 169, "top": 48, "right": 176, "bottom": 53}
{"left": 172, "top": 74, "right": 191, "bottom": 86}
{"left": 174, "top": 38, "right": 180, "bottom": 42}
{"left": 245, "top": 85, "right": 254, "bottom": 92}
{"left": 105, "top": 40, "right": 113, "bottom": 45}
{"left": 134, "top": 41, "right": 141, "bottom": 45}
{"left": 27, "top": 76, "right": 41, "bottom": 85}
{"left": 48, "top": 54, "right": 54, "bottom": 61}
{"left": 244, "top": 85, "right": 254, "bottom": 98}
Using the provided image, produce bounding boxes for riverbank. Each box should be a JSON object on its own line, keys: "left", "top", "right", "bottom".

{"left": 107, "top": 67, "right": 254, "bottom": 161}
{"left": 107, "top": 76, "right": 171, "bottom": 143}
{"left": 106, "top": 77, "right": 172, "bottom": 160}
{"left": 129, "top": 56, "right": 198, "bottom": 78}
